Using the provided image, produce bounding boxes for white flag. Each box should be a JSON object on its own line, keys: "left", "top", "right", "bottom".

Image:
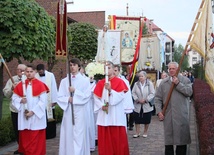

{"left": 205, "top": 0, "right": 214, "bottom": 92}
{"left": 189, "top": 0, "right": 214, "bottom": 91}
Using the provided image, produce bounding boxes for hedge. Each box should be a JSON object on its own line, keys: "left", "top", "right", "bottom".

{"left": 193, "top": 79, "right": 214, "bottom": 155}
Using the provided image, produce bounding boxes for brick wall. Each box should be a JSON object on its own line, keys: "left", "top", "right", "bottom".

{"left": 35, "top": 0, "right": 105, "bottom": 29}
{"left": 36, "top": 0, "right": 58, "bottom": 17}
{"left": 68, "top": 11, "right": 105, "bottom": 29}
{"left": 3, "top": 59, "right": 67, "bottom": 89}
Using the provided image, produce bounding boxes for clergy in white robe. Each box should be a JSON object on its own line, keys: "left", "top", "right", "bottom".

{"left": 80, "top": 71, "right": 96, "bottom": 152}
{"left": 36, "top": 64, "right": 58, "bottom": 139}
{"left": 12, "top": 65, "right": 49, "bottom": 155}
{"left": 113, "top": 65, "right": 134, "bottom": 131}
{"left": 58, "top": 70, "right": 91, "bottom": 155}
{"left": 89, "top": 80, "right": 96, "bottom": 151}
{"left": 113, "top": 65, "right": 134, "bottom": 114}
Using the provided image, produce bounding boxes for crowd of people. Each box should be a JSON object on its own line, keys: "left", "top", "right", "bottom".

{"left": 2, "top": 59, "right": 194, "bottom": 155}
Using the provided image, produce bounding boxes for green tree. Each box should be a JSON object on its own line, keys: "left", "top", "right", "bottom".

{"left": 68, "top": 23, "right": 98, "bottom": 62}
{"left": 173, "top": 44, "right": 189, "bottom": 71}
{"left": 193, "top": 62, "right": 205, "bottom": 79}
{"left": 0, "top": 0, "right": 55, "bottom": 62}
{"left": 0, "top": 0, "right": 55, "bottom": 119}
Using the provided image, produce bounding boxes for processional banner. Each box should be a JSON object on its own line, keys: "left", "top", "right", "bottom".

{"left": 96, "top": 30, "right": 121, "bottom": 65}
{"left": 110, "top": 16, "right": 141, "bottom": 64}
{"left": 189, "top": 0, "right": 214, "bottom": 91}
{"left": 138, "top": 36, "right": 161, "bottom": 71}
{"left": 55, "top": 0, "right": 67, "bottom": 58}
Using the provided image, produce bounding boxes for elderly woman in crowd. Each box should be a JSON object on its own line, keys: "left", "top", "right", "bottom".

{"left": 132, "top": 71, "right": 155, "bottom": 138}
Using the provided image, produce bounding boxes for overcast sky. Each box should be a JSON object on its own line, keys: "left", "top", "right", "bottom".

{"left": 67, "top": 0, "right": 207, "bottom": 46}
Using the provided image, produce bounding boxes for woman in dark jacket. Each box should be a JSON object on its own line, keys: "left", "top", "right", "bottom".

{"left": 187, "top": 72, "right": 194, "bottom": 83}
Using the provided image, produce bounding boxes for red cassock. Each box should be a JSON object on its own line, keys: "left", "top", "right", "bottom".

{"left": 94, "top": 77, "right": 130, "bottom": 155}
{"left": 19, "top": 129, "right": 46, "bottom": 155}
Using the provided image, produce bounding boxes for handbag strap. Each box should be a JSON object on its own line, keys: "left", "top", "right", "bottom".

{"left": 148, "top": 81, "right": 151, "bottom": 94}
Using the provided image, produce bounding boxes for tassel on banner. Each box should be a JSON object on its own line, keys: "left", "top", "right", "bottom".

{"left": 55, "top": 0, "right": 67, "bottom": 59}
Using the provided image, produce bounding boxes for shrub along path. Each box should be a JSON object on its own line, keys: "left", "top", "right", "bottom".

{"left": 0, "top": 100, "right": 199, "bottom": 155}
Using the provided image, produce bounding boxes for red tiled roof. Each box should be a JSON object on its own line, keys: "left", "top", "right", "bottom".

{"left": 144, "top": 17, "right": 174, "bottom": 42}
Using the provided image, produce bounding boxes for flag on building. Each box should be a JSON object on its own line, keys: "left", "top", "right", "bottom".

{"left": 189, "top": 0, "right": 214, "bottom": 91}
{"left": 55, "top": 0, "right": 67, "bottom": 58}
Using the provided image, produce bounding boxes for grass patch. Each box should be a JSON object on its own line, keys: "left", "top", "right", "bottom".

{"left": 2, "top": 97, "right": 10, "bottom": 118}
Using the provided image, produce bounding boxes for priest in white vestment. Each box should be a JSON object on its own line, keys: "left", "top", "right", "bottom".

{"left": 35, "top": 64, "right": 58, "bottom": 139}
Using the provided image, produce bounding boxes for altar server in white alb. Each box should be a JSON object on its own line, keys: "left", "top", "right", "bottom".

{"left": 57, "top": 58, "right": 91, "bottom": 155}
{"left": 80, "top": 65, "right": 96, "bottom": 152}
{"left": 114, "top": 64, "right": 134, "bottom": 114}
{"left": 93, "top": 61, "right": 130, "bottom": 155}
{"left": 36, "top": 64, "right": 58, "bottom": 139}
{"left": 12, "top": 64, "right": 49, "bottom": 155}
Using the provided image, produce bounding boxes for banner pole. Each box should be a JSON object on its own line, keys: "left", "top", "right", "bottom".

{"left": 0, "top": 54, "right": 15, "bottom": 84}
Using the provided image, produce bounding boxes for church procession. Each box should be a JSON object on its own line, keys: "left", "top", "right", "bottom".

{"left": 1, "top": 0, "right": 214, "bottom": 155}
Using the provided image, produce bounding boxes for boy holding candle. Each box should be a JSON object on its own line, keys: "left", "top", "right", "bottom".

{"left": 93, "top": 61, "right": 130, "bottom": 155}
{"left": 12, "top": 64, "right": 49, "bottom": 155}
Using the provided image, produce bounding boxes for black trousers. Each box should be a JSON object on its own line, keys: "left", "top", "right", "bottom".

{"left": 129, "top": 112, "right": 134, "bottom": 127}
{"left": 126, "top": 112, "right": 134, "bottom": 127}
{"left": 165, "top": 145, "right": 187, "bottom": 155}
{"left": 11, "top": 112, "right": 19, "bottom": 143}
{"left": 46, "top": 109, "right": 56, "bottom": 139}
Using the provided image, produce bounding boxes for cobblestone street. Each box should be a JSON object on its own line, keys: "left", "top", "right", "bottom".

{"left": 0, "top": 101, "right": 199, "bottom": 155}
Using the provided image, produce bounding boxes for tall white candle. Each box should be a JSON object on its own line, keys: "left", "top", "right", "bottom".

{"left": 22, "top": 82, "right": 26, "bottom": 97}
{"left": 105, "top": 65, "right": 108, "bottom": 83}
{"left": 21, "top": 72, "right": 27, "bottom": 111}
{"left": 105, "top": 65, "right": 109, "bottom": 103}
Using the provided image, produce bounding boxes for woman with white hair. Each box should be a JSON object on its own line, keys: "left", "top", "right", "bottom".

{"left": 132, "top": 71, "right": 155, "bottom": 138}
